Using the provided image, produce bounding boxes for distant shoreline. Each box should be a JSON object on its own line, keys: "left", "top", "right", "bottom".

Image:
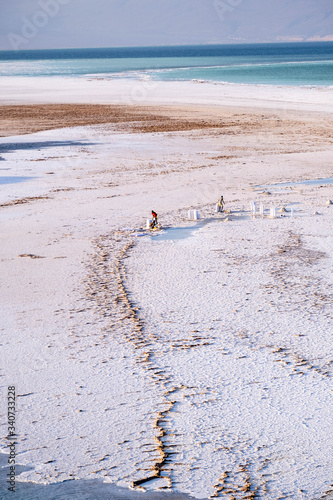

{"left": 1, "top": 42, "right": 333, "bottom": 87}
{"left": 1, "top": 76, "right": 333, "bottom": 114}
{"left": 1, "top": 40, "right": 333, "bottom": 54}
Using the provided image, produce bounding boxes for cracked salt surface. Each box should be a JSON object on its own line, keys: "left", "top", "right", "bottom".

{"left": 126, "top": 214, "right": 333, "bottom": 499}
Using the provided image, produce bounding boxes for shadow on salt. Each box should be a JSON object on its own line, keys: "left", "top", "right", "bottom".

{"left": 152, "top": 225, "right": 202, "bottom": 241}
{"left": 151, "top": 218, "right": 219, "bottom": 241}
{"left": 152, "top": 216, "right": 253, "bottom": 242}
{"left": 151, "top": 203, "right": 301, "bottom": 243}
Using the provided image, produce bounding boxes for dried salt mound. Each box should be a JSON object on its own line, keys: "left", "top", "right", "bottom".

{"left": 326, "top": 199, "right": 333, "bottom": 206}
{"left": 278, "top": 206, "right": 288, "bottom": 213}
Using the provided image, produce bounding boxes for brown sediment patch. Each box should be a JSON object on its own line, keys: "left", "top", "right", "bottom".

{"left": 0, "top": 195, "right": 50, "bottom": 208}
{"left": 211, "top": 463, "right": 260, "bottom": 498}
{"left": 18, "top": 254, "right": 45, "bottom": 259}
{"left": 162, "top": 335, "right": 214, "bottom": 351}
{"left": 210, "top": 155, "right": 236, "bottom": 160}
{"left": 269, "top": 345, "right": 332, "bottom": 379}
{"left": 0, "top": 103, "right": 233, "bottom": 137}
{"left": 52, "top": 188, "right": 75, "bottom": 192}
{"left": 1, "top": 104, "right": 333, "bottom": 145}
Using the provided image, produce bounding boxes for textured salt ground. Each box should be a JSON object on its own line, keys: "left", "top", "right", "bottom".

{"left": 3, "top": 215, "right": 332, "bottom": 500}
{"left": 123, "top": 213, "right": 333, "bottom": 499}
{"left": 0, "top": 104, "right": 333, "bottom": 499}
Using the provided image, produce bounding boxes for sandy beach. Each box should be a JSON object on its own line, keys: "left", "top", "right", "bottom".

{"left": 1, "top": 78, "right": 333, "bottom": 499}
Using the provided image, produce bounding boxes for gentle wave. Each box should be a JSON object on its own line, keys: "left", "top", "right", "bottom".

{"left": 1, "top": 42, "right": 333, "bottom": 86}
{"left": 84, "top": 59, "right": 333, "bottom": 77}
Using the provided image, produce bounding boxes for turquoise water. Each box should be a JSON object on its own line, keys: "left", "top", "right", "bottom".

{"left": 0, "top": 43, "right": 333, "bottom": 86}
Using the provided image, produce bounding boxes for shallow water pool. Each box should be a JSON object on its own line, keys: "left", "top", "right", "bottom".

{"left": 0, "top": 453, "right": 194, "bottom": 500}
{"left": 152, "top": 224, "right": 204, "bottom": 241}
{"left": 257, "top": 177, "right": 333, "bottom": 189}
{"left": 0, "top": 176, "right": 34, "bottom": 185}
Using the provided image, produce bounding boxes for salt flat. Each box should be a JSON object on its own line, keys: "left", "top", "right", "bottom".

{"left": 0, "top": 76, "right": 333, "bottom": 112}
{"left": 0, "top": 79, "right": 333, "bottom": 499}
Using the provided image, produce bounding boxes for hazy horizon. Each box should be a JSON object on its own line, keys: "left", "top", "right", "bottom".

{"left": 1, "top": 0, "right": 332, "bottom": 51}
{"left": 2, "top": 40, "right": 333, "bottom": 53}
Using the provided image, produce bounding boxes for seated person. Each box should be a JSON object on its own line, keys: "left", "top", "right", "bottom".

{"left": 150, "top": 210, "right": 158, "bottom": 228}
